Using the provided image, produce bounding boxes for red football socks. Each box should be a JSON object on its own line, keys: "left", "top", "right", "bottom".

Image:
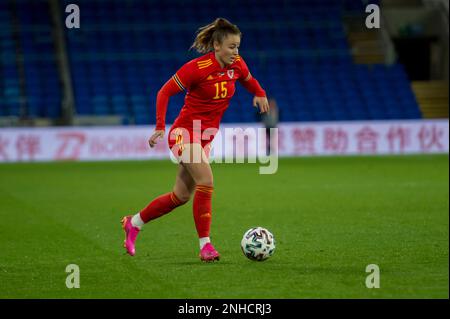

{"left": 193, "top": 185, "right": 214, "bottom": 238}
{"left": 139, "top": 185, "right": 214, "bottom": 237}
{"left": 139, "top": 192, "right": 186, "bottom": 223}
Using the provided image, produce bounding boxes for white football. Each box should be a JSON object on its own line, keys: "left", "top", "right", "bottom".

{"left": 241, "top": 227, "right": 276, "bottom": 261}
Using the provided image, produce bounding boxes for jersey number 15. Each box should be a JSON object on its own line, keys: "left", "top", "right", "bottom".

{"left": 213, "top": 81, "right": 227, "bottom": 99}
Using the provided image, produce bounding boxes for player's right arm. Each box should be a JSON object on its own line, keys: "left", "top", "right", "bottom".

{"left": 148, "top": 78, "right": 182, "bottom": 148}
{"left": 149, "top": 61, "right": 198, "bottom": 148}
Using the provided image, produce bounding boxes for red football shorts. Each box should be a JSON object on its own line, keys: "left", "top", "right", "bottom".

{"left": 167, "top": 126, "right": 217, "bottom": 159}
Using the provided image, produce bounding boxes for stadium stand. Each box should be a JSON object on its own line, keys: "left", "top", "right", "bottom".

{"left": 1, "top": 0, "right": 424, "bottom": 124}
{"left": 0, "top": 1, "right": 22, "bottom": 118}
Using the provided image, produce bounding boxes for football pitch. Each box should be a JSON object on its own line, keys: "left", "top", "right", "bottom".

{"left": 0, "top": 155, "right": 448, "bottom": 299}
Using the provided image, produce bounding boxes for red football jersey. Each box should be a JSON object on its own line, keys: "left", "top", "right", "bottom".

{"left": 171, "top": 52, "right": 253, "bottom": 131}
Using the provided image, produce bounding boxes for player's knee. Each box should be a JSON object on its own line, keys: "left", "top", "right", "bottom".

{"left": 173, "top": 190, "right": 191, "bottom": 204}
{"left": 195, "top": 178, "right": 213, "bottom": 188}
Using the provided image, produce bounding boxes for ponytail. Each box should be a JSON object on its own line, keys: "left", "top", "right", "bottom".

{"left": 191, "top": 18, "right": 241, "bottom": 53}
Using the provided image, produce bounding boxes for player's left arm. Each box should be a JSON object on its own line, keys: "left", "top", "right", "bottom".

{"left": 238, "top": 57, "right": 269, "bottom": 113}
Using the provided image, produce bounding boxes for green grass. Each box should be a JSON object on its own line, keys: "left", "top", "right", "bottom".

{"left": 0, "top": 155, "right": 448, "bottom": 298}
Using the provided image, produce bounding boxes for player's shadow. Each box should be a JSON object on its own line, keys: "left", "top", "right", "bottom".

{"left": 148, "top": 259, "right": 233, "bottom": 266}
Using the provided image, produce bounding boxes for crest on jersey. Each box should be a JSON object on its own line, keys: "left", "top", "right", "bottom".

{"left": 227, "top": 69, "right": 234, "bottom": 79}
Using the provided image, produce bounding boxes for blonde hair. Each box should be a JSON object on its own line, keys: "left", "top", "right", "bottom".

{"left": 191, "top": 18, "right": 241, "bottom": 54}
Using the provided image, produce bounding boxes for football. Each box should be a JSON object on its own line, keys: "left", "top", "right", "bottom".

{"left": 241, "top": 227, "right": 276, "bottom": 261}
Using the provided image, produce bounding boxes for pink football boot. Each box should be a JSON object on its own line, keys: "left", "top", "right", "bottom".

{"left": 121, "top": 216, "right": 140, "bottom": 256}
{"left": 199, "top": 243, "right": 220, "bottom": 262}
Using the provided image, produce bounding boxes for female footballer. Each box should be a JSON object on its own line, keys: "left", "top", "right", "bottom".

{"left": 121, "top": 18, "right": 269, "bottom": 261}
